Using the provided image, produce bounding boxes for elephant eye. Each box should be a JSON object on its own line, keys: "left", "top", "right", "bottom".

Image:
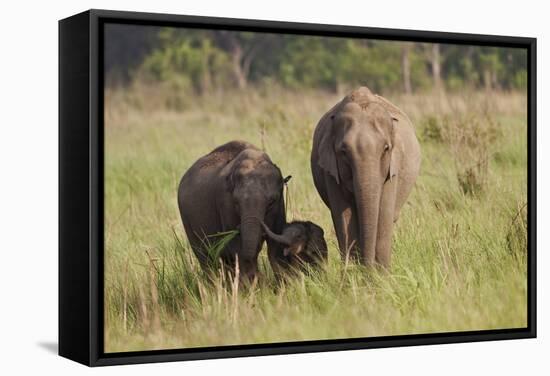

{"left": 384, "top": 144, "right": 390, "bottom": 152}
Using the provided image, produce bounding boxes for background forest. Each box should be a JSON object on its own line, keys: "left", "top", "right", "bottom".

{"left": 105, "top": 24, "right": 527, "bottom": 95}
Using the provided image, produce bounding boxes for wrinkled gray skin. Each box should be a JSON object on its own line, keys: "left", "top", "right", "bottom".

{"left": 178, "top": 141, "right": 289, "bottom": 282}
{"left": 261, "top": 220, "right": 328, "bottom": 270}
{"left": 311, "top": 87, "right": 421, "bottom": 267}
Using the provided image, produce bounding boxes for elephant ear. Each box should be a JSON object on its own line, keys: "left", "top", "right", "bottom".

{"left": 317, "top": 115, "right": 340, "bottom": 184}
{"left": 387, "top": 116, "right": 399, "bottom": 182}
{"left": 226, "top": 172, "right": 235, "bottom": 192}
{"left": 225, "top": 156, "right": 241, "bottom": 193}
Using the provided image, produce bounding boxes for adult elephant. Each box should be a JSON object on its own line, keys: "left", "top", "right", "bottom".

{"left": 178, "top": 141, "right": 290, "bottom": 282}
{"left": 311, "top": 86, "right": 420, "bottom": 267}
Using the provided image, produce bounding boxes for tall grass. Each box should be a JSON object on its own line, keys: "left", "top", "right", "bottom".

{"left": 104, "top": 86, "right": 527, "bottom": 352}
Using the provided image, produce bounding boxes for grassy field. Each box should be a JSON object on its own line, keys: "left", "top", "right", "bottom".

{"left": 104, "top": 85, "right": 527, "bottom": 353}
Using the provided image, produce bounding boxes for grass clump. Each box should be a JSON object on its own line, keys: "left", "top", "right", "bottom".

{"left": 506, "top": 203, "right": 528, "bottom": 263}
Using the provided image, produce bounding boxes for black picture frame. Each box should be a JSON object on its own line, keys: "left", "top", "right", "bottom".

{"left": 59, "top": 8, "right": 537, "bottom": 367}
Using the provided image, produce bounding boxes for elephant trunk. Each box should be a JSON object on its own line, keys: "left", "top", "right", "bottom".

{"left": 261, "top": 221, "right": 292, "bottom": 246}
{"left": 353, "top": 169, "right": 382, "bottom": 266}
{"left": 238, "top": 206, "right": 266, "bottom": 280}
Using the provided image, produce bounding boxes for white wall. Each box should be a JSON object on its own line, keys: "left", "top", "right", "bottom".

{"left": 0, "top": 0, "right": 546, "bottom": 374}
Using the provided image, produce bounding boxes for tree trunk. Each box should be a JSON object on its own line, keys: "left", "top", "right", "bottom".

{"left": 199, "top": 55, "right": 212, "bottom": 94}
{"left": 215, "top": 31, "right": 248, "bottom": 89}
{"left": 214, "top": 31, "right": 269, "bottom": 90}
{"left": 401, "top": 43, "right": 412, "bottom": 94}
{"left": 483, "top": 69, "right": 492, "bottom": 91}
{"left": 230, "top": 44, "right": 247, "bottom": 89}
{"left": 431, "top": 44, "right": 442, "bottom": 91}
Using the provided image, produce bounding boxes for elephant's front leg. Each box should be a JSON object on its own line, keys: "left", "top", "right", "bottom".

{"left": 375, "top": 179, "right": 398, "bottom": 267}
{"left": 237, "top": 252, "right": 260, "bottom": 283}
{"left": 334, "top": 206, "right": 360, "bottom": 263}
{"left": 324, "top": 175, "right": 359, "bottom": 262}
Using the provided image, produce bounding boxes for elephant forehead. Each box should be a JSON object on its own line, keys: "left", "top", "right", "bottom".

{"left": 238, "top": 148, "right": 269, "bottom": 162}
{"left": 284, "top": 225, "right": 304, "bottom": 237}
{"left": 340, "top": 101, "right": 366, "bottom": 116}
{"left": 339, "top": 103, "right": 392, "bottom": 132}
{"left": 237, "top": 158, "right": 277, "bottom": 176}
{"left": 237, "top": 158, "right": 260, "bottom": 171}
{"left": 340, "top": 100, "right": 389, "bottom": 117}
{"left": 236, "top": 164, "right": 282, "bottom": 191}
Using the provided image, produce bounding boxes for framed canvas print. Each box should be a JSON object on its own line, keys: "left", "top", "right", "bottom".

{"left": 59, "top": 9, "right": 536, "bottom": 366}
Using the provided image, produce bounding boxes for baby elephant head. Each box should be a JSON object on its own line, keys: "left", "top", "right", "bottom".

{"left": 261, "top": 220, "right": 328, "bottom": 269}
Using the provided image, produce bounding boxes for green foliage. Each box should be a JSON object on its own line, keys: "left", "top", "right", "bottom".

{"left": 408, "top": 46, "right": 431, "bottom": 90}
{"left": 138, "top": 29, "right": 232, "bottom": 93}
{"left": 342, "top": 40, "right": 402, "bottom": 92}
{"left": 205, "top": 230, "right": 240, "bottom": 266}
{"left": 277, "top": 36, "right": 339, "bottom": 89}
{"left": 513, "top": 69, "right": 528, "bottom": 89}
{"left": 420, "top": 115, "right": 447, "bottom": 142}
{"left": 443, "top": 45, "right": 527, "bottom": 90}
{"left": 275, "top": 37, "right": 403, "bottom": 92}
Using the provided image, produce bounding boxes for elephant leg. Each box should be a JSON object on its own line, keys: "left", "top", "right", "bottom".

{"left": 181, "top": 220, "right": 211, "bottom": 272}
{"left": 324, "top": 175, "right": 359, "bottom": 262}
{"left": 334, "top": 207, "right": 360, "bottom": 263}
{"left": 237, "top": 252, "right": 259, "bottom": 284}
{"left": 375, "top": 179, "right": 398, "bottom": 267}
{"left": 267, "top": 240, "right": 289, "bottom": 281}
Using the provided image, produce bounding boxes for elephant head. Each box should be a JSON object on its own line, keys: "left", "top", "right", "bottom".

{"left": 316, "top": 87, "right": 402, "bottom": 265}
{"left": 261, "top": 220, "right": 328, "bottom": 270}
{"left": 222, "top": 148, "right": 291, "bottom": 280}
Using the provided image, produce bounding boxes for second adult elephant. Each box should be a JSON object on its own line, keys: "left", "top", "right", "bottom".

{"left": 311, "top": 86, "right": 421, "bottom": 267}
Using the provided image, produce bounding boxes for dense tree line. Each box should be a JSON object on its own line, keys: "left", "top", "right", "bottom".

{"left": 105, "top": 24, "right": 527, "bottom": 93}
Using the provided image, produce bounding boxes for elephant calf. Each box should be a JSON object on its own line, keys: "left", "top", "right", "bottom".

{"left": 178, "top": 140, "right": 290, "bottom": 282}
{"left": 261, "top": 220, "right": 328, "bottom": 271}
